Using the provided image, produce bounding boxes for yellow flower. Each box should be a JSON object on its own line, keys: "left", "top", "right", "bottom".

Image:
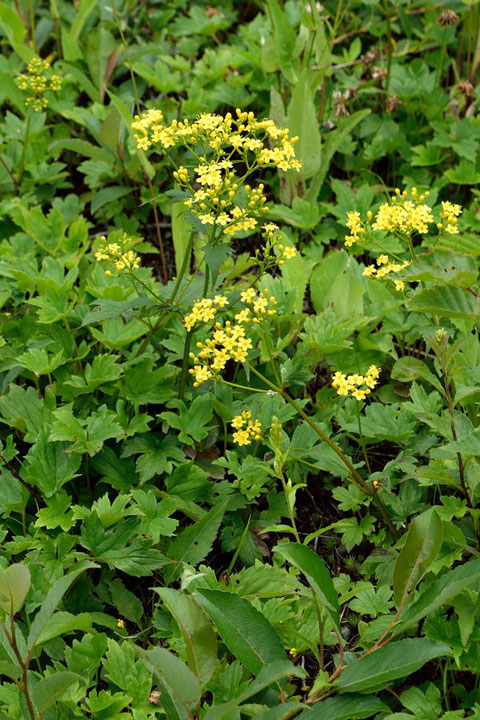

{"left": 130, "top": 110, "right": 300, "bottom": 238}
{"left": 332, "top": 366, "right": 380, "bottom": 399}
{"left": 94, "top": 233, "right": 141, "bottom": 275}
{"left": 117, "top": 619, "right": 125, "bottom": 629}
{"left": 231, "top": 412, "right": 262, "bottom": 446}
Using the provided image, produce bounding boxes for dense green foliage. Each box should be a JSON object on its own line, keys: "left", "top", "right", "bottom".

{"left": 1, "top": 1, "right": 480, "bottom": 718}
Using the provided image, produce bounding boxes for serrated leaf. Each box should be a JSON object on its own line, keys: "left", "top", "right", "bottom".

{"left": 397, "top": 558, "right": 480, "bottom": 632}
{"left": 337, "top": 639, "right": 451, "bottom": 693}
{"left": 165, "top": 500, "right": 227, "bottom": 582}
{"left": 204, "top": 662, "right": 305, "bottom": 720}
{"left": 406, "top": 285, "right": 480, "bottom": 320}
{"left": 27, "top": 564, "right": 98, "bottom": 650}
{"left": 194, "top": 589, "right": 285, "bottom": 674}
{"left": 32, "top": 671, "right": 83, "bottom": 714}
{"left": 296, "top": 693, "right": 390, "bottom": 720}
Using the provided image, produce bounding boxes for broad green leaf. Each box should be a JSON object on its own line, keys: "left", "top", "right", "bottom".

{"left": 296, "top": 693, "right": 390, "bottom": 720}
{"left": 204, "top": 662, "right": 305, "bottom": 720}
{"left": 194, "top": 589, "right": 285, "bottom": 674}
{"left": 142, "top": 647, "right": 201, "bottom": 707}
{"left": 398, "top": 558, "right": 480, "bottom": 632}
{"left": 337, "top": 639, "right": 451, "bottom": 693}
{"left": 0, "top": 2, "right": 25, "bottom": 44}
{"left": 0, "top": 660, "right": 22, "bottom": 680}
{"left": 287, "top": 69, "right": 321, "bottom": 180}
{"left": 274, "top": 543, "right": 340, "bottom": 631}
{"left": 406, "top": 285, "right": 480, "bottom": 321}
{"left": 256, "top": 702, "right": 307, "bottom": 720}
{"left": 267, "top": 0, "right": 297, "bottom": 82}
{"left": 70, "top": 0, "right": 98, "bottom": 40}
{"left": 310, "top": 252, "right": 348, "bottom": 313}
{"left": 155, "top": 588, "right": 217, "bottom": 685}
{"left": 393, "top": 509, "right": 443, "bottom": 605}
{"left": 172, "top": 202, "right": 192, "bottom": 276}
{"left": 27, "top": 564, "right": 97, "bottom": 650}
{"left": 32, "top": 672, "right": 83, "bottom": 714}
{"left": 165, "top": 500, "right": 227, "bottom": 582}
{"left": 0, "top": 564, "right": 30, "bottom": 614}
{"left": 390, "top": 357, "right": 444, "bottom": 394}
{"left": 35, "top": 611, "right": 93, "bottom": 646}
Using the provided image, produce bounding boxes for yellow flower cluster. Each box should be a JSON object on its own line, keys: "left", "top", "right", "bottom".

{"left": 332, "top": 365, "right": 380, "bottom": 401}
{"left": 438, "top": 201, "right": 462, "bottom": 234}
{"left": 240, "top": 287, "right": 277, "bottom": 323}
{"left": 131, "top": 109, "right": 300, "bottom": 238}
{"left": 363, "top": 255, "right": 410, "bottom": 291}
{"left": 94, "top": 234, "right": 141, "bottom": 276}
{"left": 183, "top": 295, "right": 229, "bottom": 332}
{"left": 372, "top": 188, "right": 433, "bottom": 235}
{"left": 16, "top": 57, "right": 62, "bottom": 112}
{"left": 187, "top": 289, "right": 277, "bottom": 386}
{"left": 345, "top": 211, "right": 367, "bottom": 247}
{"left": 231, "top": 410, "right": 262, "bottom": 446}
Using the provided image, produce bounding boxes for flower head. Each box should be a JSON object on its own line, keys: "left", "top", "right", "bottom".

{"left": 332, "top": 366, "right": 380, "bottom": 400}
{"left": 231, "top": 410, "right": 262, "bottom": 446}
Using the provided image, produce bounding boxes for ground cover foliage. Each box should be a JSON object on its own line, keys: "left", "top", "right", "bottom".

{"left": 1, "top": 0, "right": 480, "bottom": 717}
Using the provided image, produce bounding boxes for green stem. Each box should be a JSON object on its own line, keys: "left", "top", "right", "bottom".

{"left": 179, "top": 331, "right": 193, "bottom": 400}
{"left": 356, "top": 403, "right": 372, "bottom": 475}
{"left": 17, "top": 113, "right": 31, "bottom": 187}
{"left": 28, "top": 0, "right": 35, "bottom": 51}
{"left": 248, "top": 366, "right": 400, "bottom": 541}
{"left": 279, "top": 472, "right": 301, "bottom": 543}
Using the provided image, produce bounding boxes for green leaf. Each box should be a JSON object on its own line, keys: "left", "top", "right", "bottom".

{"left": 194, "top": 589, "right": 285, "bottom": 674}
{"left": 204, "top": 661, "right": 305, "bottom": 720}
{"left": 0, "top": 564, "right": 30, "bottom": 614}
{"left": 27, "top": 564, "right": 97, "bottom": 650}
{"left": 390, "top": 357, "right": 444, "bottom": 394}
{"left": 406, "top": 285, "right": 480, "bottom": 321}
{"left": 307, "top": 110, "right": 370, "bottom": 202}
{"left": 32, "top": 672, "right": 83, "bottom": 714}
{"left": 274, "top": 542, "right": 340, "bottom": 631}
{"left": 142, "top": 647, "right": 201, "bottom": 707}
{"left": 24, "top": 432, "right": 81, "bottom": 497}
{"left": 70, "top": 0, "right": 98, "bottom": 40}
{"left": 91, "top": 186, "right": 132, "bottom": 214}
{"left": 155, "top": 588, "right": 217, "bottom": 685}
{"left": 393, "top": 509, "right": 443, "bottom": 605}
{"left": 172, "top": 202, "right": 192, "bottom": 276}
{"left": 160, "top": 396, "right": 214, "bottom": 444}
{"left": 337, "top": 639, "right": 451, "bottom": 693}
{"left": 296, "top": 694, "right": 390, "bottom": 720}
{"left": 165, "top": 500, "right": 227, "bottom": 582}
{"left": 35, "top": 611, "right": 93, "bottom": 646}
{"left": 266, "top": 0, "right": 298, "bottom": 82}
{"left": 286, "top": 69, "right": 321, "bottom": 180}
{"left": 397, "top": 558, "right": 480, "bottom": 632}
{"left": 0, "top": 660, "right": 22, "bottom": 681}
{"left": 0, "top": 2, "right": 26, "bottom": 45}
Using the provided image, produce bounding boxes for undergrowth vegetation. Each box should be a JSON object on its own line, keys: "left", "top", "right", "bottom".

{"left": 1, "top": 1, "right": 480, "bottom": 718}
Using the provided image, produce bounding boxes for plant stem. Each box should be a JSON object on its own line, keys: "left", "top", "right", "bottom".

{"left": 111, "top": 0, "right": 168, "bottom": 284}
{"left": 179, "top": 331, "right": 193, "bottom": 400}
{"left": 17, "top": 113, "right": 31, "bottom": 187}
{"left": 356, "top": 403, "right": 372, "bottom": 475}
{"left": 248, "top": 366, "right": 400, "bottom": 540}
{"left": 28, "top": 0, "right": 35, "bottom": 51}
{"left": 279, "top": 472, "right": 301, "bottom": 543}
